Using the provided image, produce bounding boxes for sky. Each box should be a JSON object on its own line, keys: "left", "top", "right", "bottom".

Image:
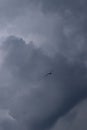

{"left": 0, "top": 0, "right": 87, "bottom": 130}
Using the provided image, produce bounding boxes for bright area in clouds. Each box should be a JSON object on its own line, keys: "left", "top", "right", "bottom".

{"left": 0, "top": 0, "right": 87, "bottom": 130}
{"left": 0, "top": 1, "right": 60, "bottom": 47}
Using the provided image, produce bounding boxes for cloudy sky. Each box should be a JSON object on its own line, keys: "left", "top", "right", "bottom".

{"left": 0, "top": 0, "right": 87, "bottom": 130}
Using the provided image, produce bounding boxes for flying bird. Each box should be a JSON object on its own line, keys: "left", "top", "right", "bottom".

{"left": 39, "top": 70, "right": 53, "bottom": 81}
{"left": 45, "top": 72, "right": 52, "bottom": 76}
{"left": 43, "top": 71, "right": 53, "bottom": 78}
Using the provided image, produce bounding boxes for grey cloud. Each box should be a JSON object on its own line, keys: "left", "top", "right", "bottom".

{"left": 0, "top": 0, "right": 86, "bottom": 43}
{"left": 52, "top": 99, "right": 87, "bottom": 130}
{"left": 30, "top": 0, "right": 87, "bottom": 15}
{"left": 0, "top": 0, "right": 86, "bottom": 58}
{"left": 2, "top": 0, "right": 86, "bottom": 14}
{"left": 0, "top": 0, "right": 87, "bottom": 130}
{"left": 0, "top": 36, "right": 86, "bottom": 130}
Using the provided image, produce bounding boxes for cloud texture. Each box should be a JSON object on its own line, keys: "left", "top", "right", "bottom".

{"left": 0, "top": 0, "right": 87, "bottom": 130}
{"left": 0, "top": 35, "right": 86, "bottom": 130}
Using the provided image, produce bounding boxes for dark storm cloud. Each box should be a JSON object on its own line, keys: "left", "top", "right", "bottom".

{"left": 0, "top": 0, "right": 86, "bottom": 52}
{"left": 0, "top": 0, "right": 87, "bottom": 130}
{"left": 52, "top": 99, "right": 87, "bottom": 130}
{"left": 1, "top": 0, "right": 86, "bottom": 20}
{"left": 0, "top": 36, "right": 86, "bottom": 130}
{"left": 36, "top": 0, "right": 87, "bottom": 13}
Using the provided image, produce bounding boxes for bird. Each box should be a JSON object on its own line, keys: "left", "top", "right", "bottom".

{"left": 38, "top": 70, "right": 53, "bottom": 81}
{"left": 45, "top": 72, "right": 52, "bottom": 76}
{"left": 43, "top": 71, "right": 53, "bottom": 78}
